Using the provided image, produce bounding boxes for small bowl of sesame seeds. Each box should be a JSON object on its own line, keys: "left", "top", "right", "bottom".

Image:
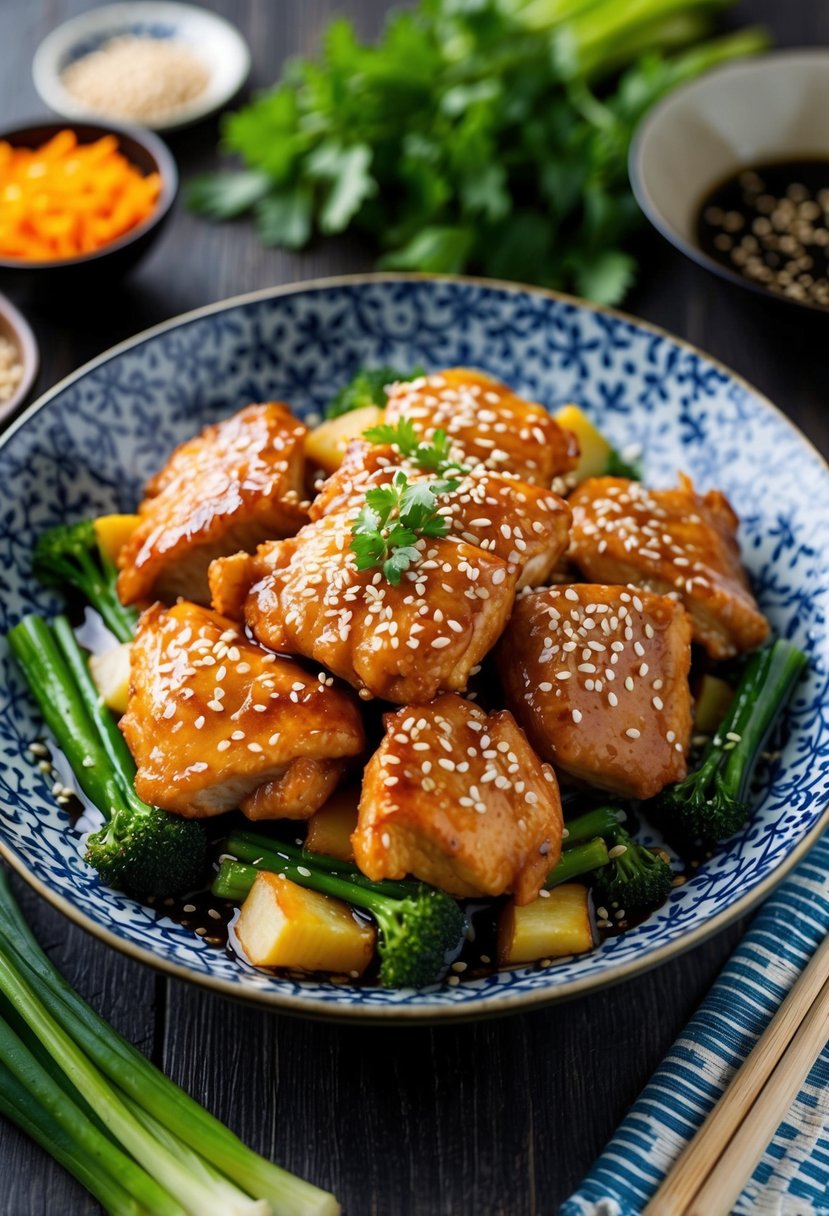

{"left": 630, "top": 49, "right": 829, "bottom": 313}
{"left": 32, "top": 2, "right": 250, "bottom": 133}
{"left": 0, "top": 292, "right": 38, "bottom": 422}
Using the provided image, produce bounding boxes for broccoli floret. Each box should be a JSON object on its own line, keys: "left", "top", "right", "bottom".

{"left": 653, "top": 639, "right": 807, "bottom": 850}
{"left": 591, "top": 830, "right": 673, "bottom": 912}
{"left": 220, "top": 834, "right": 466, "bottom": 988}
{"left": 325, "top": 365, "right": 423, "bottom": 419}
{"left": 8, "top": 614, "right": 206, "bottom": 899}
{"left": 33, "top": 520, "right": 138, "bottom": 644}
{"left": 86, "top": 807, "right": 207, "bottom": 899}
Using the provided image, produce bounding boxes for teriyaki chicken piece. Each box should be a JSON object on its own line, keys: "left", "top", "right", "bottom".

{"left": 117, "top": 403, "right": 309, "bottom": 607}
{"left": 498, "top": 583, "right": 693, "bottom": 800}
{"left": 353, "top": 693, "right": 563, "bottom": 905}
{"left": 120, "top": 601, "right": 365, "bottom": 819}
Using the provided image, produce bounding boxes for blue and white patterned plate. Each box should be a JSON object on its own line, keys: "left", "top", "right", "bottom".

{"left": 1, "top": 275, "right": 827, "bottom": 1022}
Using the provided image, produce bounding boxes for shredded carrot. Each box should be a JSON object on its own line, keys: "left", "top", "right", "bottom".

{"left": 0, "top": 130, "right": 161, "bottom": 261}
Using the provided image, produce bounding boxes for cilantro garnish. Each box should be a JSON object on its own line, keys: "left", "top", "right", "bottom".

{"left": 350, "top": 470, "right": 459, "bottom": 586}
{"left": 186, "top": 8, "right": 767, "bottom": 306}
{"left": 363, "top": 420, "right": 469, "bottom": 478}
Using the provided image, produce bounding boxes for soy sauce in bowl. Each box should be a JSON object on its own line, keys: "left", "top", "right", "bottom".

{"left": 697, "top": 161, "right": 829, "bottom": 310}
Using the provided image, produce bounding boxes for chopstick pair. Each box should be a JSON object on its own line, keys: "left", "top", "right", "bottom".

{"left": 645, "top": 933, "right": 829, "bottom": 1216}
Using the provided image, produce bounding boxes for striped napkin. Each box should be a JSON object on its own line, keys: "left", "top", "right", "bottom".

{"left": 562, "top": 833, "right": 829, "bottom": 1216}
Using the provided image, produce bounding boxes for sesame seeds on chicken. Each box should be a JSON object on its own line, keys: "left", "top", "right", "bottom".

{"left": 568, "top": 475, "right": 769, "bottom": 659}
{"left": 209, "top": 511, "right": 519, "bottom": 704}
{"left": 384, "top": 368, "right": 580, "bottom": 485}
{"left": 354, "top": 693, "right": 563, "bottom": 905}
{"left": 498, "top": 584, "right": 693, "bottom": 800}
{"left": 118, "top": 403, "right": 310, "bottom": 608}
{"left": 120, "top": 601, "right": 364, "bottom": 819}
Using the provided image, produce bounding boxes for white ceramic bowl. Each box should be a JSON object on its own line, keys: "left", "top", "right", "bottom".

{"left": 32, "top": 1, "right": 250, "bottom": 132}
{"left": 629, "top": 49, "right": 829, "bottom": 310}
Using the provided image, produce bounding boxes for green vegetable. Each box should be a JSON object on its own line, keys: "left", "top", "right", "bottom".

{"left": 350, "top": 468, "right": 459, "bottom": 585}
{"left": 544, "top": 837, "right": 610, "bottom": 888}
{"left": 224, "top": 832, "right": 466, "bottom": 988}
{"left": 7, "top": 614, "right": 207, "bottom": 898}
{"left": 326, "top": 365, "right": 422, "bottom": 419}
{"left": 187, "top": 2, "right": 767, "bottom": 304}
{"left": 33, "top": 520, "right": 138, "bottom": 645}
{"left": 562, "top": 805, "right": 627, "bottom": 847}
{"left": 591, "top": 829, "right": 673, "bottom": 911}
{"left": 653, "top": 638, "right": 807, "bottom": 848}
{"left": 363, "top": 419, "right": 469, "bottom": 477}
{"left": 0, "top": 868, "right": 340, "bottom": 1215}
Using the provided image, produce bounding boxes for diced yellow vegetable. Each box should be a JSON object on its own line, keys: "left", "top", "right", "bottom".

{"left": 555, "top": 404, "right": 612, "bottom": 481}
{"left": 305, "top": 786, "right": 359, "bottom": 862}
{"left": 236, "top": 872, "right": 376, "bottom": 976}
{"left": 497, "top": 883, "right": 595, "bottom": 966}
{"left": 89, "top": 642, "right": 132, "bottom": 715}
{"left": 93, "top": 514, "right": 140, "bottom": 565}
{"left": 694, "top": 673, "right": 735, "bottom": 734}
{"left": 304, "top": 405, "right": 384, "bottom": 474}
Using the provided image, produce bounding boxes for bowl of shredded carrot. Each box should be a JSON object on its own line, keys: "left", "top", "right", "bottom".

{"left": 0, "top": 120, "right": 177, "bottom": 286}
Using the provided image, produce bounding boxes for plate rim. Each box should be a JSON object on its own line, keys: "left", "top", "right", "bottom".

{"left": 1, "top": 270, "right": 827, "bottom": 1022}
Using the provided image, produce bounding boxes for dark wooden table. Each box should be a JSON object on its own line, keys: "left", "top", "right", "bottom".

{"left": 1, "top": 2, "right": 827, "bottom": 1213}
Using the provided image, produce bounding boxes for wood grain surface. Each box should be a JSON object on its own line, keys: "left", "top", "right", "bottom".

{"left": 1, "top": 2, "right": 827, "bottom": 1213}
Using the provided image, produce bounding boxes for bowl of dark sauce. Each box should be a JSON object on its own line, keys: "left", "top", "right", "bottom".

{"left": 629, "top": 50, "right": 829, "bottom": 314}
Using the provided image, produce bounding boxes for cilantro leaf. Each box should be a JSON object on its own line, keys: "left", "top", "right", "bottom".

{"left": 190, "top": 5, "right": 767, "bottom": 304}
{"left": 185, "top": 171, "right": 273, "bottom": 219}
{"left": 349, "top": 471, "right": 457, "bottom": 585}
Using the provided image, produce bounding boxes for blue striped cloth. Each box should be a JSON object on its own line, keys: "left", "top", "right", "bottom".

{"left": 562, "top": 834, "right": 829, "bottom": 1216}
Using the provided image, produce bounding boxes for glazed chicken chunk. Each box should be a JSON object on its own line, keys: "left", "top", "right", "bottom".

{"left": 120, "top": 601, "right": 365, "bottom": 819}
{"left": 117, "top": 403, "right": 309, "bottom": 607}
{"left": 209, "top": 513, "right": 518, "bottom": 705}
{"left": 310, "top": 440, "right": 572, "bottom": 588}
{"left": 353, "top": 694, "right": 563, "bottom": 905}
{"left": 568, "top": 475, "right": 769, "bottom": 659}
{"left": 498, "top": 584, "right": 693, "bottom": 800}
{"left": 384, "top": 368, "right": 579, "bottom": 486}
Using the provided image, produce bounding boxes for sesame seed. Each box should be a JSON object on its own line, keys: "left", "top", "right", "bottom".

{"left": 297, "top": 866, "right": 312, "bottom": 878}
{"left": 625, "top": 727, "right": 641, "bottom": 739}
{"left": 572, "top": 709, "right": 583, "bottom": 724}
{"left": 247, "top": 742, "right": 263, "bottom": 753}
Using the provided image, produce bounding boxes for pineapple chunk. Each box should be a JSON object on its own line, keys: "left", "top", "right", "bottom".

{"left": 306, "top": 786, "right": 359, "bottom": 862}
{"left": 93, "top": 514, "right": 141, "bottom": 565}
{"left": 236, "top": 872, "right": 376, "bottom": 975}
{"left": 555, "top": 404, "right": 611, "bottom": 481}
{"left": 497, "top": 883, "right": 595, "bottom": 966}
{"left": 304, "top": 405, "right": 384, "bottom": 474}
{"left": 694, "top": 673, "right": 734, "bottom": 734}
{"left": 89, "top": 642, "right": 132, "bottom": 715}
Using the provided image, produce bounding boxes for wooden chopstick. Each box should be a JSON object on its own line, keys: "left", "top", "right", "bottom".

{"left": 644, "top": 932, "right": 829, "bottom": 1216}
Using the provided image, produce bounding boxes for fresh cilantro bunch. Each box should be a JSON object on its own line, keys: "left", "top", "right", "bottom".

{"left": 326, "top": 366, "right": 423, "bottom": 419}
{"left": 364, "top": 419, "right": 469, "bottom": 477}
{"left": 350, "top": 470, "right": 459, "bottom": 585}
{"left": 187, "top": 2, "right": 766, "bottom": 305}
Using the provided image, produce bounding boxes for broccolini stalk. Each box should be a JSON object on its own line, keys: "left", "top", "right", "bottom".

{"left": 33, "top": 519, "right": 137, "bottom": 643}
{"left": 562, "top": 806, "right": 626, "bottom": 848}
{"left": 0, "top": 869, "right": 341, "bottom": 1216}
{"left": 655, "top": 638, "right": 807, "bottom": 847}
{"left": 8, "top": 614, "right": 206, "bottom": 897}
{"left": 226, "top": 831, "right": 465, "bottom": 988}
{"left": 544, "top": 838, "right": 610, "bottom": 889}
